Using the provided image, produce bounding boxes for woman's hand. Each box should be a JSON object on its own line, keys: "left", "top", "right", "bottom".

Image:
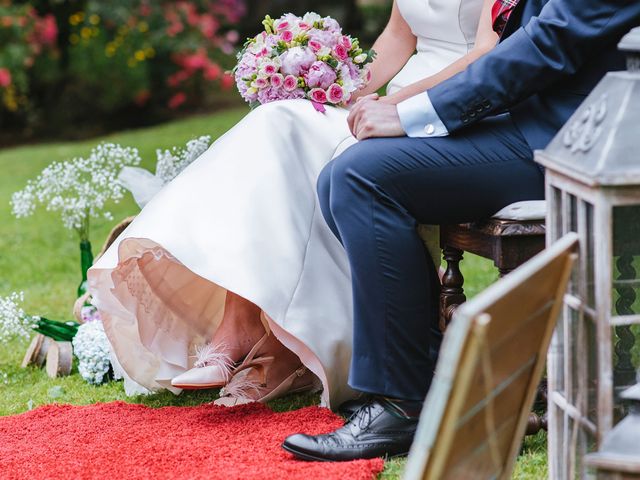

{"left": 347, "top": 95, "right": 404, "bottom": 140}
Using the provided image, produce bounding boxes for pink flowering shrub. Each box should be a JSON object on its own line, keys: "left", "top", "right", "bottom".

{"left": 1, "top": 0, "right": 245, "bottom": 136}
{"left": 65, "top": 0, "right": 245, "bottom": 114}
{"left": 0, "top": 3, "right": 58, "bottom": 113}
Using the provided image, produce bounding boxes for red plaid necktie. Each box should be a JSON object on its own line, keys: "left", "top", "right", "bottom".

{"left": 491, "top": 0, "right": 520, "bottom": 36}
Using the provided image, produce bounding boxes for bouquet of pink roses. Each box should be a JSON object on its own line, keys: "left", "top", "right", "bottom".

{"left": 234, "top": 12, "right": 375, "bottom": 111}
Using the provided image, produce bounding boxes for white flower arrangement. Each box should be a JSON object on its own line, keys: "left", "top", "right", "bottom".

{"left": 72, "top": 320, "right": 112, "bottom": 385}
{"left": 0, "top": 292, "right": 36, "bottom": 344}
{"left": 155, "top": 135, "right": 212, "bottom": 183}
{"left": 11, "top": 143, "right": 142, "bottom": 242}
{"left": 118, "top": 136, "right": 211, "bottom": 208}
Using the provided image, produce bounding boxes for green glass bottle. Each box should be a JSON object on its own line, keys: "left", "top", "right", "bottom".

{"left": 77, "top": 240, "right": 94, "bottom": 298}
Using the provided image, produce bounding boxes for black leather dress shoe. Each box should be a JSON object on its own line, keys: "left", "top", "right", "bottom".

{"left": 282, "top": 398, "right": 419, "bottom": 462}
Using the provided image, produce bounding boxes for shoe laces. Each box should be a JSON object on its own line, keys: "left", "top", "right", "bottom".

{"left": 343, "top": 397, "right": 379, "bottom": 431}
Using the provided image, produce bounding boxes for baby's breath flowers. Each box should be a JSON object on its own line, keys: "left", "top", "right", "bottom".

{"left": 155, "top": 135, "right": 211, "bottom": 183}
{"left": 0, "top": 292, "right": 36, "bottom": 344}
{"left": 72, "top": 320, "right": 111, "bottom": 384}
{"left": 11, "top": 143, "right": 142, "bottom": 242}
{"left": 118, "top": 136, "right": 211, "bottom": 208}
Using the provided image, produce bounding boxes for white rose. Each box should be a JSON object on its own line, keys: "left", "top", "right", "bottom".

{"left": 354, "top": 53, "right": 367, "bottom": 64}
{"left": 303, "top": 12, "right": 322, "bottom": 25}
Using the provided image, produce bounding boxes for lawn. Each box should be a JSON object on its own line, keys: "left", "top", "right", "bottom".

{"left": 0, "top": 108, "right": 546, "bottom": 479}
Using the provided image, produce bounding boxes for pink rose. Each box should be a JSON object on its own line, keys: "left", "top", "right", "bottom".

{"left": 253, "top": 77, "right": 268, "bottom": 88}
{"left": 280, "top": 30, "right": 293, "bottom": 42}
{"left": 276, "top": 21, "right": 289, "bottom": 31}
{"left": 270, "top": 73, "right": 284, "bottom": 88}
{"left": 327, "top": 83, "right": 344, "bottom": 104}
{"left": 283, "top": 75, "right": 298, "bottom": 91}
{"left": 299, "top": 22, "right": 310, "bottom": 30}
{"left": 309, "top": 88, "right": 328, "bottom": 104}
{"left": 341, "top": 36, "right": 352, "bottom": 50}
{"left": 308, "top": 40, "right": 322, "bottom": 52}
{"left": 0, "top": 68, "right": 11, "bottom": 88}
{"left": 262, "top": 63, "right": 277, "bottom": 75}
{"left": 333, "top": 44, "right": 348, "bottom": 61}
{"left": 305, "top": 61, "right": 337, "bottom": 90}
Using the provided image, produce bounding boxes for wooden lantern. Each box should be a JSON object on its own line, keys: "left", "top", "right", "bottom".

{"left": 535, "top": 27, "right": 640, "bottom": 479}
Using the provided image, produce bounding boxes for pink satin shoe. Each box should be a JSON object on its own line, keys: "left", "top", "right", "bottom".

{"left": 213, "top": 324, "right": 319, "bottom": 406}
{"left": 171, "top": 317, "right": 271, "bottom": 390}
{"left": 214, "top": 362, "right": 317, "bottom": 406}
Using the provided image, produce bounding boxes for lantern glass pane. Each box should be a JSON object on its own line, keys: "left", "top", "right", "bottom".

{"left": 585, "top": 317, "right": 599, "bottom": 427}
{"left": 612, "top": 324, "right": 640, "bottom": 404}
{"left": 568, "top": 195, "right": 579, "bottom": 295}
{"left": 569, "top": 308, "right": 598, "bottom": 426}
{"left": 566, "top": 414, "right": 597, "bottom": 479}
{"left": 570, "top": 307, "right": 582, "bottom": 405}
{"left": 611, "top": 205, "right": 640, "bottom": 317}
{"left": 551, "top": 186, "right": 563, "bottom": 241}
{"left": 585, "top": 201, "right": 596, "bottom": 308}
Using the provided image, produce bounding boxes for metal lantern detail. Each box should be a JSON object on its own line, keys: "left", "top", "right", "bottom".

{"left": 584, "top": 379, "right": 640, "bottom": 478}
{"left": 535, "top": 27, "right": 640, "bottom": 480}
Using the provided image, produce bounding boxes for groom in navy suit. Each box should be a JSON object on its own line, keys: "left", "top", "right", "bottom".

{"left": 283, "top": 0, "right": 640, "bottom": 462}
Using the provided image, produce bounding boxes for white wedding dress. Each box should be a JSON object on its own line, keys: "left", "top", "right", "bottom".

{"left": 88, "top": 0, "right": 484, "bottom": 408}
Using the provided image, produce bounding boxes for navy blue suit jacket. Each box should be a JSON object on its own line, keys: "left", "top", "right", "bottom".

{"left": 427, "top": 0, "right": 640, "bottom": 151}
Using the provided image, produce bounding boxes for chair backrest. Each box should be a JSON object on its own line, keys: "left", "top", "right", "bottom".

{"left": 404, "top": 233, "right": 578, "bottom": 480}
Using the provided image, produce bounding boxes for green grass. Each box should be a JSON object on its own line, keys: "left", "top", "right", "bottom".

{"left": 0, "top": 109, "right": 546, "bottom": 478}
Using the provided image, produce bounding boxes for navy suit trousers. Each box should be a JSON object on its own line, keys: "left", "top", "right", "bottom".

{"left": 317, "top": 114, "right": 545, "bottom": 401}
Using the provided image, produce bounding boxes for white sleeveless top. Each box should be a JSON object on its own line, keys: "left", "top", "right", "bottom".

{"left": 387, "top": 0, "right": 484, "bottom": 94}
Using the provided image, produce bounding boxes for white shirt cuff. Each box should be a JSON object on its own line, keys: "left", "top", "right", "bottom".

{"left": 396, "top": 91, "right": 449, "bottom": 138}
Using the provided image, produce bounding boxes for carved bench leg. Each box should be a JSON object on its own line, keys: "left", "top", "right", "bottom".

{"left": 439, "top": 246, "right": 466, "bottom": 331}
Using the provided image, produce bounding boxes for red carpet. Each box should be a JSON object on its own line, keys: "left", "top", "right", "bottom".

{"left": 0, "top": 402, "right": 384, "bottom": 480}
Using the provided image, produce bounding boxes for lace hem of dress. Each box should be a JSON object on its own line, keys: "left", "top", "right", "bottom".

{"left": 113, "top": 247, "right": 193, "bottom": 340}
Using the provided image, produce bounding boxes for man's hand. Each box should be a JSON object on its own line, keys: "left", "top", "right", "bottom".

{"left": 347, "top": 95, "right": 405, "bottom": 140}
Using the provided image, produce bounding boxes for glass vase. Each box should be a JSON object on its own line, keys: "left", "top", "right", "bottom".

{"left": 77, "top": 240, "right": 94, "bottom": 298}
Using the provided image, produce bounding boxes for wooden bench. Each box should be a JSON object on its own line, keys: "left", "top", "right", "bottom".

{"left": 437, "top": 201, "right": 547, "bottom": 435}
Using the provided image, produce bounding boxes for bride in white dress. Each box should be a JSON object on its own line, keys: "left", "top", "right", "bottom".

{"left": 88, "top": 0, "right": 496, "bottom": 409}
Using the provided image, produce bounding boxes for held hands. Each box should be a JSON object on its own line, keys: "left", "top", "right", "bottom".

{"left": 347, "top": 94, "right": 405, "bottom": 140}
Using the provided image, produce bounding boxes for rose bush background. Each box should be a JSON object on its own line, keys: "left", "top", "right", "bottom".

{"left": 0, "top": 0, "right": 246, "bottom": 143}
{"left": 0, "top": 0, "right": 392, "bottom": 144}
